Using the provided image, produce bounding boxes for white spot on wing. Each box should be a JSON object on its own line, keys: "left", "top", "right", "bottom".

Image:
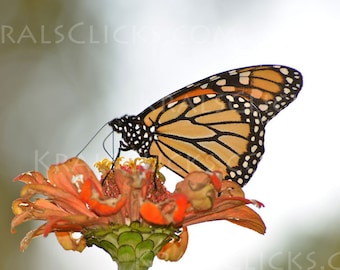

{"left": 216, "top": 79, "right": 227, "bottom": 86}
{"left": 284, "top": 87, "right": 291, "bottom": 94}
{"left": 167, "top": 101, "right": 178, "bottom": 108}
{"left": 226, "top": 95, "right": 234, "bottom": 102}
{"left": 193, "top": 97, "right": 201, "bottom": 104}
{"left": 280, "top": 67, "right": 289, "bottom": 75}
{"left": 239, "top": 71, "right": 251, "bottom": 85}
{"left": 244, "top": 108, "right": 251, "bottom": 115}
{"left": 251, "top": 145, "right": 258, "bottom": 153}
{"left": 286, "top": 77, "right": 293, "bottom": 84}
{"left": 209, "top": 75, "right": 220, "bottom": 81}
{"left": 259, "top": 104, "right": 268, "bottom": 111}
{"left": 200, "top": 83, "right": 208, "bottom": 89}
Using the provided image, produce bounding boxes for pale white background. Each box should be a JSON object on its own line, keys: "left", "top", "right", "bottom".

{"left": 1, "top": 1, "right": 340, "bottom": 269}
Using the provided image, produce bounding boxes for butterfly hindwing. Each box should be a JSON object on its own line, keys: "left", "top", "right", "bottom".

{"left": 142, "top": 93, "right": 265, "bottom": 186}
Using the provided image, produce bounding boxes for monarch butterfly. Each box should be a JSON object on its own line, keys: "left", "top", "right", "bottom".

{"left": 109, "top": 65, "right": 302, "bottom": 186}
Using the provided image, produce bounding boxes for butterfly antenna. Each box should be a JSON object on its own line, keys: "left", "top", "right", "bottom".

{"left": 101, "top": 131, "right": 118, "bottom": 186}
{"left": 76, "top": 122, "right": 109, "bottom": 157}
{"left": 102, "top": 130, "right": 114, "bottom": 160}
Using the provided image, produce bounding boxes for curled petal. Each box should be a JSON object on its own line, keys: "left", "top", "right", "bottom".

{"left": 86, "top": 196, "right": 127, "bottom": 216}
{"left": 80, "top": 178, "right": 127, "bottom": 216}
{"left": 11, "top": 198, "right": 70, "bottom": 233}
{"left": 19, "top": 224, "right": 47, "bottom": 251}
{"left": 220, "top": 180, "right": 245, "bottom": 197}
{"left": 14, "top": 171, "right": 46, "bottom": 184}
{"left": 157, "top": 227, "right": 189, "bottom": 261}
{"left": 55, "top": 232, "right": 87, "bottom": 252}
{"left": 140, "top": 194, "right": 188, "bottom": 225}
{"left": 222, "top": 205, "right": 266, "bottom": 234}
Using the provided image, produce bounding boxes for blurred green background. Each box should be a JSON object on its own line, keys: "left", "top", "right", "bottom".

{"left": 1, "top": 1, "right": 340, "bottom": 269}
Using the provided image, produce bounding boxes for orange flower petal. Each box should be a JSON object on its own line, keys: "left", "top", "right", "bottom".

{"left": 209, "top": 171, "right": 222, "bottom": 192}
{"left": 222, "top": 205, "right": 266, "bottom": 234}
{"left": 19, "top": 184, "right": 95, "bottom": 216}
{"left": 171, "top": 194, "right": 188, "bottom": 224}
{"left": 140, "top": 201, "right": 168, "bottom": 225}
{"left": 183, "top": 197, "right": 266, "bottom": 234}
{"left": 48, "top": 157, "right": 104, "bottom": 197}
{"left": 87, "top": 196, "right": 127, "bottom": 216}
{"left": 79, "top": 178, "right": 93, "bottom": 201}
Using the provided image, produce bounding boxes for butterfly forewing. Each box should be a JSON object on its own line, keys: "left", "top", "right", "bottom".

{"left": 109, "top": 65, "right": 303, "bottom": 186}
{"left": 141, "top": 65, "right": 302, "bottom": 124}
{"left": 209, "top": 65, "right": 303, "bottom": 123}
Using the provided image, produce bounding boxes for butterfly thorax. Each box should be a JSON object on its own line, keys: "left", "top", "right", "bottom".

{"left": 108, "top": 115, "right": 153, "bottom": 156}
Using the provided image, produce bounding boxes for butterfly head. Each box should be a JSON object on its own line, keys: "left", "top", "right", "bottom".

{"left": 109, "top": 115, "right": 128, "bottom": 132}
{"left": 108, "top": 115, "right": 152, "bottom": 156}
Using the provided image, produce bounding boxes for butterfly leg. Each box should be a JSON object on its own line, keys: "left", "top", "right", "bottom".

{"left": 151, "top": 154, "right": 160, "bottom": 190}
{"left": 101, "top": 140, "right": 126, "bottom": 186}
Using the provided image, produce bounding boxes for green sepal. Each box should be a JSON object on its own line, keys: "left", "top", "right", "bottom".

{"left": 83, "top": 221, "right": 178, "bottom": 270}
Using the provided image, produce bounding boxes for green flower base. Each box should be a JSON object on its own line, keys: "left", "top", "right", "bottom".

{"left": 84, "top": 221, "right": 178, "bottom": 270}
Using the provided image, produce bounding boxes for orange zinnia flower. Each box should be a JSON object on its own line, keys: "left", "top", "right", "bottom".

{"left": 11, "top": 157, "right": 265, "bottom": 269}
